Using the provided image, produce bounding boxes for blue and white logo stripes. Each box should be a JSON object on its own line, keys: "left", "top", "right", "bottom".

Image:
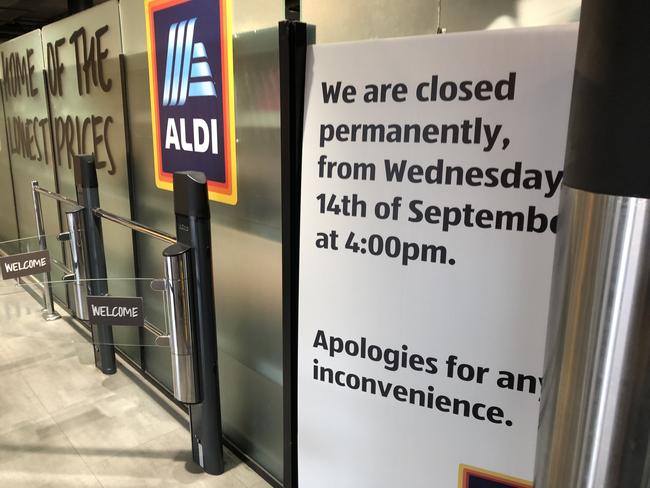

{"left": 162, "top": 17, "right": 217, "bottom": 107}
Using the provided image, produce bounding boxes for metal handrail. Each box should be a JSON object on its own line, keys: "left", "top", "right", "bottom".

{"left": 92, "top": 208, "right": 176, "bottom": 244}
{"left": 33, "top": 185, "right": 81, "bottom": 209}
{"left": 33, "top": 183, "right": 175, "bottom": 245}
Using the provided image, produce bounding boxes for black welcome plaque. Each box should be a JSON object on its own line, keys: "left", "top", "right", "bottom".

{"left": 87, "top": 296, "right": 144, "bottom": 327}
{"left": 0, "top": 250, "right": 51, "bottom": 279}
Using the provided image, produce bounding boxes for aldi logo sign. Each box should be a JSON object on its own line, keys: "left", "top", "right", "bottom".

{"left": 145, "top": 0, "right": 237, "bottom": 204}
{"left": 161, "top": 18, "right": 217, "bottom": 107}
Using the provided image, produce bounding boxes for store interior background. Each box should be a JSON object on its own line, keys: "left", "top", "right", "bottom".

{"left": 0, "top": 0, "right": 580, "bottom": 484}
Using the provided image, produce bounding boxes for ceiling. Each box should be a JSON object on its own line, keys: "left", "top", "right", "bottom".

{"left": 0, "top": 0, "right": 95, "bottom": 43}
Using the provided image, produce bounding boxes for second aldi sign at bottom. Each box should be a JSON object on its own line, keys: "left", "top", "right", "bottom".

{"left": 460, "top": 465, "right": 532, "bottom": 488}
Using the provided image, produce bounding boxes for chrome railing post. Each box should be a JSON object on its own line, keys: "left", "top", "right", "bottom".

{"left": 31, "top": 180, "right": 60, "bottom": 321}
{"left": 64, "top": 207, "right": 89, "bottom": 320}
{"left": 162, "top": 243, "right": 200, "bottom": 404}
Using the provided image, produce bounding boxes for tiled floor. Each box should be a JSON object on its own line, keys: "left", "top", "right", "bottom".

{"left": 0, "top": 281, "right": 272, "bottom": 488}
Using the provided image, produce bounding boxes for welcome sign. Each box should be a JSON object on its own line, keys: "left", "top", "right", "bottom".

{"left": 0, "top": 250, "right": 50, "bottom": 279}
{"left": 145, "top": 0, "right": 237, "bottom": 204}
{"left": 87, "top": 295, "right": 144, "bottom": 327}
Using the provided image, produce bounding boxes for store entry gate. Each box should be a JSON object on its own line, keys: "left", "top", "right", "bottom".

{"left": 0, "top": 155, "right": 225, "bottom": 476}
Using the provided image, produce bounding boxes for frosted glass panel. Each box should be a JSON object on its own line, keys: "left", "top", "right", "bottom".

{"left": 444, "top": 0, "right": 580, "bottom": 32}
{"left": 119, "top": 0, "right": 175, "bottom": 389}
{"left": 301, "top": 0, "right": 581, "bottom": 41}
{"left": 302, "top": 0, "right": 437, "bottom": 43}
{"left": 0, "top": 96, "right": 18, "bottom": 244}
{"left": 0, "top": 30, "right": 67, "bottom": 303}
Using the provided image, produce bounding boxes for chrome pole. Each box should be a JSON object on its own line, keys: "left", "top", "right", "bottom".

{"left": 535, "top": 0, "right": 650, "bottom": 485}
{"left": 536, "top": 189, "right": 649, "bottom": 487}
{"left": 31, "top": 181, "right": 60, "bottom": 321}
{"left": 64, "top": 208, "right": 89, "bottom": 320}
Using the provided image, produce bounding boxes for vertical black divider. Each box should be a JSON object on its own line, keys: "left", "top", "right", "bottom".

{"left": 279, "top": 19, "right": 314, "bottom": 488}
{"left": 74, "top": 154, "right": 116, "bottom": 374}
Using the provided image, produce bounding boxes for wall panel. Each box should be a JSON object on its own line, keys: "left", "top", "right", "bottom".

{"left": 0, "top": 95, "right": 18, "bottom": 246}
{"left": 120, "top": 0, "right": 284, "bottom": 480}
{"left": 0, "top": 31, "right": 66, "bottom": 300}
{"left": 301, "top": 0, "right": 581, "bottom": 41}
{"left": 42, "top": 0, "right": 139, "bottom": 360}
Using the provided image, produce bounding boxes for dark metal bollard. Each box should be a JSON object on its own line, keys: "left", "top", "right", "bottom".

{"left": 172, "top": 171, "right": 225, "bottom": 475}
{"left": 73, "top": 155, "right": 116, "bottom": 375}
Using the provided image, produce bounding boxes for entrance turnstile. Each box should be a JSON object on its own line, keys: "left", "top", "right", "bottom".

{"left": 22, "top": 154, "right": 225, "bottom": 475}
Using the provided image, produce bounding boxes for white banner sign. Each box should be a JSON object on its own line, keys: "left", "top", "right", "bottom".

{"left": 297, "top": 25, "right": 578, "bottom": 488}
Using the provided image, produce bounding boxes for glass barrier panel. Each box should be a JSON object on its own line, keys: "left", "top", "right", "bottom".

{"left": 0, "top": 229, "right": 177, "bottom": 381}
{"left": 0, "top": 277, "right": 175, "bottom": 348}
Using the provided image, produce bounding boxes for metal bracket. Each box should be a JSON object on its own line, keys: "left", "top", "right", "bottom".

{"left": 155, "top": 335, "right": 171, "bottom": 347}
{"left": 150, "top": 279, "right": 167, "bottom": 292}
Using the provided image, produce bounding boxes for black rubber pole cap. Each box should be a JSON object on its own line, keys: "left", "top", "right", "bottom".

{"left": 162, "top": 242, "right": 191, "bottom": 258}
{"left": 564, "top": 0, "right": 650, "bottom": 198}
{"left": 73, "top": 154, "right": 98, "bottom": 189}
{"left": 173, "top": 171, "right": 210, "bottom": 219}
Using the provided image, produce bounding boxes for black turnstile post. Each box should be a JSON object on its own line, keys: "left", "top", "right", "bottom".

{"left": 73, "top": 155, "right": 116, "bottom": 375}
{"left": 172, "top": 171, "right": 224, "bottom": 475}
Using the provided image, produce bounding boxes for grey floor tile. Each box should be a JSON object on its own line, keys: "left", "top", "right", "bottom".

{"left": 0, "top": 288, "right": 271, "bottom": 488}
{"left": 0, "top": 415, "right": 67, "bottom": 467}
{"left": 0, "top": 315, "right": 92, "bottom": 377}
{"left": 0, "top": 416, "right": 102, "bottom": 488}
{"left": 224, "top": 450, "right": 272, "bottom": 488}
{"left": 51, "top": 384, "right": 181, "bottom": 466}
{"left": 90, "top": 428, "right": 248, "bottom": 488}
{"left": 246, "top": 482, "right": 274, "bottom": 488}
{"left": 21, "top": 354, "right": 132, "bottom": 414}
{"left": 0, "top": 369, "right": 50, "bottom": 436}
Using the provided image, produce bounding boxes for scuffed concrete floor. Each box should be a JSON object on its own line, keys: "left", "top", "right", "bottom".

{"left": 0, "top": 281, "right": 271, "bottom": 488}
